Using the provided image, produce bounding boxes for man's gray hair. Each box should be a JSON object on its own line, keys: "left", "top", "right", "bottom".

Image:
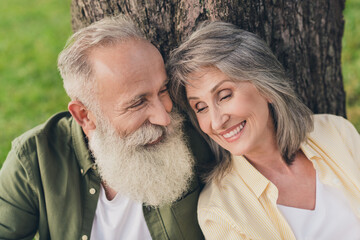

{"left": 168, "top": 21, "right": 313, "bottom": 183}
{"left": 58, "top": 15, "right": 145, "bottom": 111}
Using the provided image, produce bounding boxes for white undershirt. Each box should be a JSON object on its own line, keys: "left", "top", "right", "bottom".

{"left": 278, "top": 174, "right": 360, "bottom": 240}
{"left": 90, "top": 185, "right": 152, "bottom": 240}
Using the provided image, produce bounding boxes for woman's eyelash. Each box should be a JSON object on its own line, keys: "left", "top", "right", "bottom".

{"left": 220, "top": 94, "right": 231, "bottom": 100}
{"left": 194, "top": 103, "right": 207, "bottom": 113}
{"left": 196, "top": 107, "right": 207, "bottom": 113}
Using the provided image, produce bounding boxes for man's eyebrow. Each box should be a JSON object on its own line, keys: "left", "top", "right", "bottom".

{"left": 123, "top": 78, "right": 169, "bottom": 106}
{"left": 118, "top": 94, "right": 146, "bottom": 110}
{"left": 187, "top": 79, "right": 235, "bottom": 101}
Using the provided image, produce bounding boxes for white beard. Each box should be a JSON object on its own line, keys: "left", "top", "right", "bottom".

{"left": 88, "top": 111, "right": 194, "bottom": 207}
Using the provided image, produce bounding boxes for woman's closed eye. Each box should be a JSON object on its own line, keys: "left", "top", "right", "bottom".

{"left": 194, "top": 102, "right": 208, "bottom": 113}
{"left": 218, "top": 89, "right": 232, "bottom": 102}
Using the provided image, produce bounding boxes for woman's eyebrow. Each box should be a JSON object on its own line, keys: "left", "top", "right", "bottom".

{"left": 210, "top": 79, "right": 234, "bottom": 93}
{"left": 187, "top": 79, "right": 234, "bottom": 101}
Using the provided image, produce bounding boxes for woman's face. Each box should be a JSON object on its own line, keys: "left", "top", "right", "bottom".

{"left": 186, "top": 67, "right": 275, "bottom": 157}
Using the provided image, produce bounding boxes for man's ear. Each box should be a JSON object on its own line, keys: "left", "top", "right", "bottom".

{"left": 68, "top": 101, "right": 96, "bottom": 135}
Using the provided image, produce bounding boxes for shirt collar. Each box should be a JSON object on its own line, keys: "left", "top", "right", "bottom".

{"left": 230, "top": 141, "right": 322, "bottom": 201}
{"left": 300, "top": 140, "right": 323, "bottom": 162}
{"left": 232, "top": 155, "right": 272, "bottom": 199}
{"left": 70, "top": 116, "right": 97, "bottom": 176}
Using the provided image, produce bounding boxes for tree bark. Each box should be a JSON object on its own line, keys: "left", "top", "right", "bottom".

{"left": 71, "top": 0, "right": 346, "bottom": 116}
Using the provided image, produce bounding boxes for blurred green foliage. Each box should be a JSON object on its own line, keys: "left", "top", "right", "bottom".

{"left": 0, "top": 0, "right": 359, "bottom": 167}
{"left": 342, "top": 0, "right": 360, "bottom": 131}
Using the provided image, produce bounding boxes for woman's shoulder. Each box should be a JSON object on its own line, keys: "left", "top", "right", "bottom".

{"left": 309, "top": 114, "right": 360, "bottom": 165}
{"left": 313, "top": 113, "right": 351, "bottom": 126}
{"left": 198, "top": 167, "right": 249, "bottom": 212}
{"left": 311, "top": 114, "right": 358, "bottom": 139}
{"left": 197, "top": 177, "right": 242, "bottom": 227}
{"left": 313, "top": 113, "right": 349, "bottom": 125}
{"left": 199, "top": 173, "right": 234, "bottom": 209}
{"left": 199, "top": 178, "right": 225, "bottom": 209}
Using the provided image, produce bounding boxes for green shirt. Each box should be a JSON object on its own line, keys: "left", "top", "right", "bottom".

{"left": 0, "top": 112, "right": 213, "bottom": 240}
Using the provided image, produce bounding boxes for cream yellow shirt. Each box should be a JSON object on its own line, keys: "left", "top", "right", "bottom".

{"left": 198, "top": 114, "right": 360, "bottom": 240}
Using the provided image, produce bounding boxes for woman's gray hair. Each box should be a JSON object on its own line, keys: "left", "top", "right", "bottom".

{"left": 168, "top": 21, "right": 313, "bottom": 183}
{"left": 58, "top": 15, "right": 145, "bottom": 112}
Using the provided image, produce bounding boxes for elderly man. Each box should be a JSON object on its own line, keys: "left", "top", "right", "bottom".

{"left": 0, "top": 16, "right": 212, "bottom": 240}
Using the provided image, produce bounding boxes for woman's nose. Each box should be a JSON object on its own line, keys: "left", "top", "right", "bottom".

{"left": 210, "top": 107, "right": 229, "bottom": 130}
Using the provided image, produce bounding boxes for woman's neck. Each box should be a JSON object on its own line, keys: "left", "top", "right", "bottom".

{"left": 245, "top": 147, "right": 293, "bottom": 178}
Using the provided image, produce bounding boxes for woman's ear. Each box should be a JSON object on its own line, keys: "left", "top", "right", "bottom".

{"left": 68, "top": 101, "right": 96, "bottom": 135}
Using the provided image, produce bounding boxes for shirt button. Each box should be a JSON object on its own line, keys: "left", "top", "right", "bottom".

{"left": 89, "top": 188, "right": 96, "bottom": 195}
{"left": 80, "top": 169, "right": 84, "bottom": 174}
{"left": 81, "top": 235, "right": 88, "bottom": 240}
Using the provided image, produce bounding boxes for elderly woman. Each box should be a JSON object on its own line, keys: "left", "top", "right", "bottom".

{"left": 168, "top": 21, "right": 360, "bottom": 239}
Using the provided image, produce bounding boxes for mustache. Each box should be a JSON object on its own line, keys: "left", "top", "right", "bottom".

{"left": 94, "top": 111, "right": 183, "bottom": 149}
{"left": 124, "top": 124, "right": 166, "bottom": 147}
{"left": 122, "top": 112, "right": 183, "bottom": 148}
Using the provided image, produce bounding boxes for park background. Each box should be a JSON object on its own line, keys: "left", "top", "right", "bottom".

{"left": 0, "top": 0, "right": 359, "bottom": 166}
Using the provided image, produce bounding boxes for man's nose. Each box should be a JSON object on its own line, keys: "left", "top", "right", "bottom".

{"left": 148, "top": 95, "right": 173, "bottom": 126}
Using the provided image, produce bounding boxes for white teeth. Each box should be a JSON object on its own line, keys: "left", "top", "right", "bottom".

{"left": 222, "top": 121, "right": 246, "bottom": 139}
{"left": 223, "top": 126, "right": 241, "bottom": 138}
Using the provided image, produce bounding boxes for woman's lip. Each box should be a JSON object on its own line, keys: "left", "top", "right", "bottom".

{"left": 220, "top": 121, "right": 246, "bottom": 142}
{"left": 219, "top": 121, "right": 246, "bottom": 136}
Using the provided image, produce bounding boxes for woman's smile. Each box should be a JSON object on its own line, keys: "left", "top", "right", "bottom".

{"left": 220, "top": 120, "right": 246, "bottom": 142}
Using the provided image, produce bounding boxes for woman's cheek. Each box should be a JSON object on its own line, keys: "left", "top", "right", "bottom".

{"left": 198, "top": 116, "right": 210, "bottom": 134}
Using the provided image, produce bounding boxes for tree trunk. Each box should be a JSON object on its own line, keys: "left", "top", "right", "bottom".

{"left": 71, "top": 0, "right": 346, "bottom": 116}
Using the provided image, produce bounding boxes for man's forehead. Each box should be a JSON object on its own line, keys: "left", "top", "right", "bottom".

{"left": 89, "top": 39, "right": 167, "bottom": 106}
{"left": 90, "top": 41, "right": 150, "bottom": 74}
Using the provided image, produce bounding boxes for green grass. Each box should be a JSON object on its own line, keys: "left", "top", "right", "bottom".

{"left": 0, "top": 0, "right": 72, "bottom": 166}
{"left": 0, "top": 0, "right": 359, "bottom": 167}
